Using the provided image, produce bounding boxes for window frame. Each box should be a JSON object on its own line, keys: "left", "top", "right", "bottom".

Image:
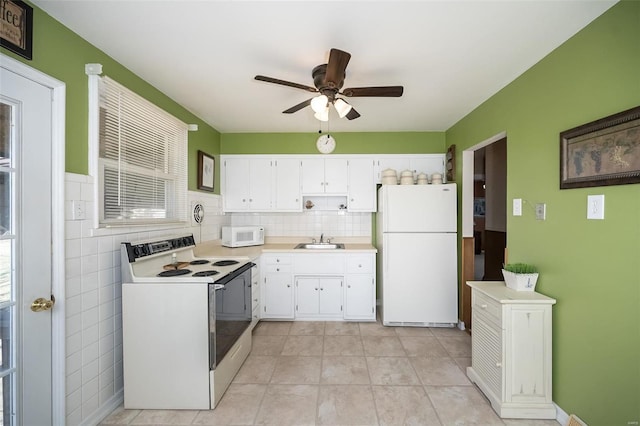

{"left": 87, "top": 66, "right": 188, "bottom": 230}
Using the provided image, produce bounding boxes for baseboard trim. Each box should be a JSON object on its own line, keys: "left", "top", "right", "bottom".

{"left": 555, "top": 402, "right": 572, "bottom": 425}
{"left": 80, "top": 389, "right": 124, "bottom": 426}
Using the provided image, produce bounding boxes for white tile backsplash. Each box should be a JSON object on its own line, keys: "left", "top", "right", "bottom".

{"left": 230, "top": 210, "right": 372, "bottom": 239}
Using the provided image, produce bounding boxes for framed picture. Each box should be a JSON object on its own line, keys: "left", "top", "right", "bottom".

{"left": 560, "top": 106, "right": 640, "bottom": 189}
{"left": 197, "top": 150, "right": 215, "bottom": 192}
{"left": 0, "top": 0, "right": 33, "bottom": 60}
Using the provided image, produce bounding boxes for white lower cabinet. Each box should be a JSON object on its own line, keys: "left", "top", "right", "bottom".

{"left": 344, "top": 274, "right": 375, "bottom": 320}
{"left": 466, "top": 281, "right": 556, "bottom": 419}
{"left": 260, "top": 252, "right": 376, "bottom": 321}
{"left": 250, "top": 262, "right": 260, "bottom": 327}
{"left": 295, "top": 277, "right": 343, "bottom": 318}
{"left": 261, "top": 255, "right": 294, "bottom": 319}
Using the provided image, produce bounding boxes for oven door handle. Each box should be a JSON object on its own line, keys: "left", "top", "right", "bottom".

{"left": 214, "top": 284, "right": 226, "bottom": 291}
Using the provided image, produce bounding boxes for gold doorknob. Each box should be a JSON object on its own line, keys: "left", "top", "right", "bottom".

{"left": 31, "top": 296, "right": 55, "bottom": 312}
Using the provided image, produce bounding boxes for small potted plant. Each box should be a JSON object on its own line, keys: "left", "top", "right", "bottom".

{"left": 502, "top": 263, "right": 539, "bottom": 291}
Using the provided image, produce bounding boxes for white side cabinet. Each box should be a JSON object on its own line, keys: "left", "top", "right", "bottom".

{"left": 466, "top": 281, "right": 556, "bottom": 419}
{"left": 261, "top": 255, "right": 294, "bottom": 319}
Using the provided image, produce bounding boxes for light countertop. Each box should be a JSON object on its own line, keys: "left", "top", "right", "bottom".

{"left": 194, "top": 237, "right": 377, "bottom": 260}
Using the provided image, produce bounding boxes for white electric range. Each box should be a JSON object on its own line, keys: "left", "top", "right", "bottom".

{"left": 120, "top": 234, "right": 255, "bottom": 410}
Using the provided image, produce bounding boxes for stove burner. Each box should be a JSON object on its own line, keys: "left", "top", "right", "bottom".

{"left": 213, "top": 260, "right": 240, "bottom": 267}
{"left": 190, "top": 259, "right": 210, "bottom": 265}
{"left": 157, "top": 269, "right": 192, "bottom": 277}
{"left": 192, "top": 270, "right": 220, "bottom": 277}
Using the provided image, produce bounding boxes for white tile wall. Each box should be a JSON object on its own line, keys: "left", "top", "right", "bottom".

{"left": 63, "top": 173, "right": 230, "bottom": 425}
{"left": 64, "top": 172, "right": 371, "bottom": 424}
{"left": 231, "top": 211, "right": 372, "bottom": 239}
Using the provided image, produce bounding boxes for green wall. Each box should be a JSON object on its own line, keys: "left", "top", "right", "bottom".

{"left": 3, "top": 2, "right": 221, "bottom": 191}
{"left": 446, "top": 2, "right": 640, "bottom": 424}
{"left": 221, "top": 132, "right": 445, "bottom": 154}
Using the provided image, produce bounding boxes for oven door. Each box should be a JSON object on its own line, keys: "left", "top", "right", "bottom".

{"left": 209, "top": 263, "right": 254, "bottom": 370}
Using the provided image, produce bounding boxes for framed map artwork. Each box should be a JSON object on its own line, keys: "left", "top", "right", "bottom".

{"left": 560, "top": 106, "right": 640, "bottom": 189}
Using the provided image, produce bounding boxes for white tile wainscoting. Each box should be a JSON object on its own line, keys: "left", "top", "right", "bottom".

{"left": 63, "top": 173, "right": 230, "bottom": 426}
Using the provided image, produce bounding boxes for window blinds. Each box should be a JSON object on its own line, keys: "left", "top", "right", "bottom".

{"left": 98, "top": 76, "right": 188, "bottom": 226}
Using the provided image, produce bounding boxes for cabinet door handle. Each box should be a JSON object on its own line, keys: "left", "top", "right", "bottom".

{"left": 276, "top": 268, "right": 280, "bottom": 272}
{"left": 347, "top": 285, "right": 351, "bottom": 288}
{"left": 481, "top": 304, "right": 487, "bottom": 309}
{"left": 287, "top": 284, "right": 291, "bottom": 288}
{"left": 320, "top": 288, "right": 324, "bottom": 291}
{"left": 315, "top": 288, "right": 318, "bottom": 291}
{"left": 496, "top": 362, "right": 502, "bottom": 367}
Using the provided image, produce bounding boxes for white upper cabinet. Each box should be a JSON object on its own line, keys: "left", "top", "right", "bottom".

{"left": 222, "top": 157, "right": 272, "bottom": 211}
{"left": 274, "top": 158, "right": 302, "bottom": 211}
{"left": 222, "top": 154, "right": 445, "bottom": 213}
{"left": 347, "top": 159, "right": 375, "bottom": 212}
{"left": 301, "top": 158, "right": 348, "bottom": 194}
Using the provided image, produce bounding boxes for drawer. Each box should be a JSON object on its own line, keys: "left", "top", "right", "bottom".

{"left": 294, "top": 255, "right": 345, "bottom": 274}
{"left": 473, "top": 290, "right": 502, "bottom": 328}
{"left": 265, "top": 264, "right": 292, "bottom": 273}
{"left": 347, "top": 255, "right": 374, "bottom": 274}
{"left": 263, "top": 256, "right": 292, "bottom": 265}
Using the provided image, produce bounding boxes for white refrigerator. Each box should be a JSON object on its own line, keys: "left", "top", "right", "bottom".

{"left": 376, "top": 183, "right": 458, "bottom": 326}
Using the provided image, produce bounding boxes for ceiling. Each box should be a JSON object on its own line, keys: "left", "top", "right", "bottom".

{"left": 33, "top": 1, "right": 616, "bottom": 134}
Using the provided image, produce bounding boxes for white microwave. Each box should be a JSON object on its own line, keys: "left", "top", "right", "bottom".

{"left": 221, "top": 226, "right": 265, "bottom": 248}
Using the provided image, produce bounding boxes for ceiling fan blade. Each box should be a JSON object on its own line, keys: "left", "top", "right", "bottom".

{"left": 341, "top": 86, "right": 404, "bottom": 97}
{"left": 324, "top": 48, "right": 351, "bottom": 88}
{"left": 255, "top": 75, "right": 317, "bottom": 93}
{"left": 283, "top": 98, "right": 313, "bottom": 114}
{"left": 345, "top": 107, "right": 361, "bottom": 120}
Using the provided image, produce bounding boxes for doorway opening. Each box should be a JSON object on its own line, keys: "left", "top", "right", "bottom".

{"left": 460, "top": 132, "right": 507, "bottom": 330}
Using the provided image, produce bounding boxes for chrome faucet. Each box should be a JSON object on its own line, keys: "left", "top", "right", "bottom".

{"left": 319, "top": 233, "right": 324, "bottom": 243}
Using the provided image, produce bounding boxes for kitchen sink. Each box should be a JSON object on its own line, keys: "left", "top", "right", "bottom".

{"left": 294, "top": 243, "right": 345, "bottom": 250}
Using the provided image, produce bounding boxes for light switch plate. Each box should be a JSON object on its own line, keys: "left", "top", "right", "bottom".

{"left": 513, "top": 198, "right": 522, "bottom": 216}
{"left": 587, "top": 195, "right": 605, "bottom": 219}
{"left": 535, "top": 203, "right": 546, "bottom": 220}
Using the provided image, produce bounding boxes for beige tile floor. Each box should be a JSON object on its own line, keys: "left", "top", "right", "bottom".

{"left": 101, "top": 320, "right": 561, "bottom": 426}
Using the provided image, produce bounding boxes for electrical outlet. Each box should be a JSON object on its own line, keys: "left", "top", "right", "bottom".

{"left": 535, "top": 203, "right": 546, "bottom": 220}
{"left": 513, "top": 198, "right": 522, "bottom": 216}
{"left": 587, "top": 195, "right": 605, "bottom": 220}
{"left": 72, "top": 200, "right": 85, "bottom": 220}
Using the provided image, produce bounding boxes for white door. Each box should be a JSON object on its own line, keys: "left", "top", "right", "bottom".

{"left": 347, "top": 159, "right": 375, "bottom": 212}
{"left": 247, "top": 158, "right": 272, "bottom": 210}
{"left": 295, "top": 278, "right": 319, "bottom": 316}
{"left": 323, "top": 158, "right": 348, "bottom": 194}
{"left": 223, "top": 157, "right": 249, "bottom": 211}
{"left": 1, "top": 68, "right": 54, "bottom": 425}
{"left": 382, "top": 232, "right": 458, "bottom": 324}
{"left": 318, "top": 278, "right": 342, "bottom": 315}
{"left": 300, "top": 158, "right": 325, "bottom": 194}
{"left": 381, "top": 184, "right": 457, "bottom": 232}
{"left": 274, "top": 159, "right": 301, "bottom": 211}
{"left": 345, "top": 275, "right": 375, "bottom": 319}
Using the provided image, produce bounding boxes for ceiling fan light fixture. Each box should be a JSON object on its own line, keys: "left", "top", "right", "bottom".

{"left": 334, "top": 98, "right": 352, "bottom": 118}
{"left": 310, "top": 95, "right": 329, "bottom": 113}
{"left": 314, "top": 107, "right": 329, "bottom": 122}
